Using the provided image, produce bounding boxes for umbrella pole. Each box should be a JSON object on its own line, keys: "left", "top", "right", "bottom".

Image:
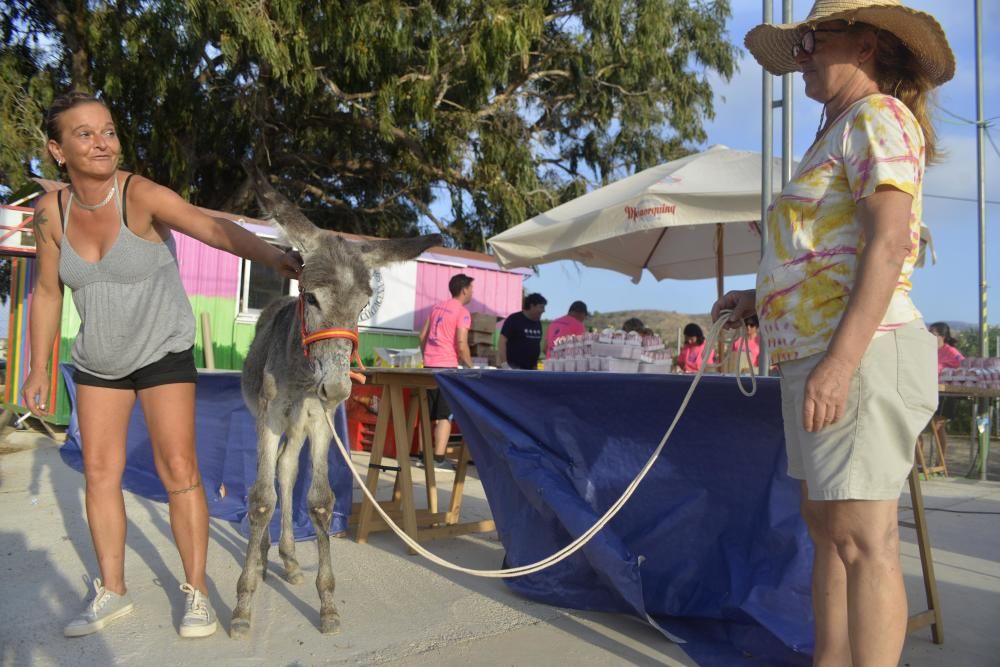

{"left": 715, "top": 224, "right": 726, "bottom": 368}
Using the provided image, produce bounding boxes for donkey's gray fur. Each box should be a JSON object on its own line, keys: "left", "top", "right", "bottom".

{"left": 232, "top": 168, "right": 440, "bottom": 638}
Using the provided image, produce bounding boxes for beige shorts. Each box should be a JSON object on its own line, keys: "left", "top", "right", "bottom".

{"left": 778, "top": 320, "right": 938, "bottom": 501}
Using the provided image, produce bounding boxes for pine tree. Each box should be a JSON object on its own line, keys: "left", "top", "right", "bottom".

{"left": 2, "top": 0, "right": 736, "bottom": 251}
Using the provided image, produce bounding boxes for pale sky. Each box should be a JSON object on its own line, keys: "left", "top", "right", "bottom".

{"left": 520, "top": 0, "right": 1000, "bottom": 330}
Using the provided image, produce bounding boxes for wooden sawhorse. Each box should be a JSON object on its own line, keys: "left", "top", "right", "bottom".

{"left": 902, "top": 465, "right": 944, "bottom": 644}
{"left": 915, "top": 427, "right": 948, "bottom": 479}
{"left": 352, "top": 368, "right": 495, "bottom": 552}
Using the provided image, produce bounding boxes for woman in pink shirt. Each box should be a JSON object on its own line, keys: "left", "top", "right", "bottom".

{"left": 730, "top": 315, "right": 761, "bottom": 369}
{"left": 676, "top": 323, "right": 716, "bottom": 373}
{"left": 928, "top": 322, "right": 964, "bottom": 375}
{"left": 927, "top": 321, "right": 963, "bottom": 458}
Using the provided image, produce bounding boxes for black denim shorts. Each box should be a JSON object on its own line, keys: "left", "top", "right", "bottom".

{"left": 73, "top": 347, "right": 198, "bottom": 391}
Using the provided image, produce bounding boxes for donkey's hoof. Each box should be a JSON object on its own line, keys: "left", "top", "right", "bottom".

{"left": 230, "top": 616, "right": 252, "bottom": 640}
{"left": 286, "top": 570, "right": 305, "bottom": 585}
{"left": 319, "top": 613, "right": 341, "bottom": 635}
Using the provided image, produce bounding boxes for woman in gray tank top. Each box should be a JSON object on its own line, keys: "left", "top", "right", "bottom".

{"left": 22, "top": 91, "right": 303, "bottom": 639}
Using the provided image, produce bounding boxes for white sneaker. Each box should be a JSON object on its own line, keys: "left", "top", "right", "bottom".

{"left": 179, "top": 583, "right": 217, "bottom": 638}
{"left": 64, "top": 578, "right": 135, "bottom": 638}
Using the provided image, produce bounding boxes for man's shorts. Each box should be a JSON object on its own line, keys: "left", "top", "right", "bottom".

{"left": 423, "top": 366, "right": 453, "bottom": 421}
{"left": 778, "top": 321, "right": 937, "bottom": 501}
{"left": 74, "top": 347, "right": 198, "bottom": 391}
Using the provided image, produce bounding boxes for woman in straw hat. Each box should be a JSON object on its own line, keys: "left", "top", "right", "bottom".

{"left": 712, "top": 2, "right": 953, "bottom": 664}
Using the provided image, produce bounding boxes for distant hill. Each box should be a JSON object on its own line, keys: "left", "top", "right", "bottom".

{"left": 579, "top": 309, "right": 713, "bottom": 347}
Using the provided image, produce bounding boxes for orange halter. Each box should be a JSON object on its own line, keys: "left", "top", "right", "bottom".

{"left": 298, "top": 294, "right": 367, "bottom": 384}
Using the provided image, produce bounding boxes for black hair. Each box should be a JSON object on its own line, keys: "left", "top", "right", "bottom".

{"left": 45, "top": 91, "right": 107, "bottom": 142}
{"left": 448, "top": 273, "right": 474, "bottom": 297}
{"left": 683, "top": 323, "right": 705, "bottom": 345}
{"left": 928, "top": 321, "right": 958, "bottom": 347}
{"left": 523, "top": 293, "right": 547, "bottom": 309}
{"left": 622, "top": 317, "right": 644, "bottom": 333}
{"left": 744, "top": 314, "right": 760, "bottom": 328}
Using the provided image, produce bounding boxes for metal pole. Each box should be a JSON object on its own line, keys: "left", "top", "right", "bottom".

{"left": 975, "top": 0, "right": 988, "bottom": 359}
{"left": 759, "top": 0, "right": 774, "bottom": 376}
{"left": 974, "top": 0, "right": 989, "bottom": 480}
{"left": 782, "top": 0, "right": 794, "bottom": 187}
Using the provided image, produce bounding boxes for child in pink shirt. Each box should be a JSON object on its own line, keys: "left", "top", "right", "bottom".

{"left": 928, "top": 322, "right": 964, "bottom": 376}
{"left": 677, "top": 323, "right": 716, "bottom": 373}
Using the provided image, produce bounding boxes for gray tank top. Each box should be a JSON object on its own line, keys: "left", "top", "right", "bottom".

{"left": 58, "top": 174, "right": 195, "bottom": 379}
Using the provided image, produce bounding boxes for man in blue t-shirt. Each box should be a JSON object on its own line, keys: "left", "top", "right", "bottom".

{"left": 499, "top": 293, "right": 547, "bottom": 370}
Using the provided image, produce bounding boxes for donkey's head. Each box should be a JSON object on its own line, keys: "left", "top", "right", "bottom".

{"left": 250, "top": 167, "right": 441, "bottom": 404}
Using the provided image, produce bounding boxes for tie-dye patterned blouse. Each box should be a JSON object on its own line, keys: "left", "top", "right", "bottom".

{"left": 756, "top": 94, "right": 925, "bottom": 364}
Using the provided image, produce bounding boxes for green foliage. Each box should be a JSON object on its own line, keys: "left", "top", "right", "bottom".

{"left": 956, "top": 325, "right": 1000, "bottom": 358}
{"left": 1, "top": 0, "right": 736, "bottom": 249}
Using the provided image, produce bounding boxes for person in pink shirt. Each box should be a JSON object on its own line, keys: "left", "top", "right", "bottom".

{"left": 928, "top": 321, "right": 964, "bottom": 375}
{"left": 676, "top": 323, "right": 716, "bottom": 373}
{"left": 544, "top": 300, "right": 588, "bottom": 358}
{"left": 927, "top": 321, "right": 964, "bottom": 458}
{"left": 730, "top": 315, "right": 761, "bottom": 370}
{"left": 418, "top": 274, "right": 474, "bottom": 470}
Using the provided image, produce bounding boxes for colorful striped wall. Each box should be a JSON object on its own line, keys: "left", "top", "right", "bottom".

{"left": 173, "top": 233, "right": 244, "bottom": 369}
{"left": 3, "top": 257, "right": 67, "bottom": 424}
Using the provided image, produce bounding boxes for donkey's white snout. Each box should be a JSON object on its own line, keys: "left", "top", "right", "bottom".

{"left": 317, "top": 377, "right": 351, "bottom": 405}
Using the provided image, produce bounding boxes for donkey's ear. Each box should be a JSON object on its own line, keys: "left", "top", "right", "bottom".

{"left": 244, "top": 163, "right": 323, "bottom": 254}
{"left": 356, "top": 234, "right": 442, "bottom": 269}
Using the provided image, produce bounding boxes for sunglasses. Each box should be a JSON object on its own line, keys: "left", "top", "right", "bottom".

{"left": 792, "top": 28, "right": 850, "bottom": 58}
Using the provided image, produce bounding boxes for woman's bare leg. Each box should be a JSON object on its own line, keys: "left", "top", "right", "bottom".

{"left": 77, "top": 385, "right": 136, "bottom": 595}
{"left": 138, "top": 382, "right": 208, "bottom": 593}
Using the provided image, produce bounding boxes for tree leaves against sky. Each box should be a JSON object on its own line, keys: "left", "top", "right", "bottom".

{"left": 1, "top": 0, "right": 736, "bottom": 251}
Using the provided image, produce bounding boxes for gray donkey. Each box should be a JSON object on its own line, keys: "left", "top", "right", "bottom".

{"left": 232, "top": 170, "right": 440, "bottom": 638}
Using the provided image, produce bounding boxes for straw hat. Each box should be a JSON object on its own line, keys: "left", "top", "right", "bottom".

{"left": 745, "top": 0, "right": 955, "bottom": 86}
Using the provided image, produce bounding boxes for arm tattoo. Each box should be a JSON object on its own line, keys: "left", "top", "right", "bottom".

{"left": 168, "top": 480, "right": 202, "bottom": 495}
{"left": 32, "top": 209, "right": 49, "bottom": 244}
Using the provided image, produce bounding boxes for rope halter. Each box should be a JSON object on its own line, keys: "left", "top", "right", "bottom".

{"left": 297, "top": 293, "right": 366, "bottom": 382}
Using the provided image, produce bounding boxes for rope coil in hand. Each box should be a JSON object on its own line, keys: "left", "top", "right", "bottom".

{"left": 325, "top": 310, "right": 757, "bottom": 578}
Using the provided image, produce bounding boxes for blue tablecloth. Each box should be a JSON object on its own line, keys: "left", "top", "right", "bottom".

{"left": 437, "top": 370, "right": 814, "bottom": 666}
{"left": 58, "top": 365, "right": 353, "bottom": 540}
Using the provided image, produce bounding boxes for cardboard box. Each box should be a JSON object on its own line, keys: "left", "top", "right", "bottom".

{"left": 469, "top": 330, "right": 495, "bottom": 345}
{"left": 470, "top": 341, "right": 494, "bottom": 356}
{"left": 470, "top": 312, "right": 498, "bottom": 334}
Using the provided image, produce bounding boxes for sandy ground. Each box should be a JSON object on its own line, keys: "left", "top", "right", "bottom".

{"left": 1, "top": 429, "right": 998, "bottom": 667}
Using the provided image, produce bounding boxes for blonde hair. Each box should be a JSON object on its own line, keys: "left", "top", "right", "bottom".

{"left": 869, "top": 27, "right": 941, "bottom": 164}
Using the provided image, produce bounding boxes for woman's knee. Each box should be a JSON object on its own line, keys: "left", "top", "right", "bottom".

{"left": 156, "top": 450, "right": 200, "bottom": 486}
{"left": 826, "top": 510, "right": 900, "bottom": 565}
{"left": 83, "top": 454, "right": 126, "bottom": 487}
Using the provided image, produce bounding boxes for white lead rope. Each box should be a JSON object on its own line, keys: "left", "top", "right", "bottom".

{"left": 325, "top": 310, "right": 756, "bottom": 578}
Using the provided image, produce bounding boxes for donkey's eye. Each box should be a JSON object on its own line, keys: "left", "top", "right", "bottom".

{"left": 303, "top": 292, "right": 319, "bottom": 307}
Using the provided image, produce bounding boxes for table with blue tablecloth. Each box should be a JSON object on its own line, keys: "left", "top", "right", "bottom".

{"left": 58, "top": 365, "right": 354, "bottom": 540}
{"left": 436, "top": 369, "right": 815, "bottom": 666}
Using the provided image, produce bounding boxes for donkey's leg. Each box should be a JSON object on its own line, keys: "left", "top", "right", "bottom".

{"left": 258, "top": 517, "right": 271, "bottom": 581}
{"left": 304, "top": 406, "right": 339, "bottom": 634}
{"left": 232, "top": 411, "right": 282, "bottom": 639}
{"left": 277, "top": 418, "right": 308, "bottom": 585}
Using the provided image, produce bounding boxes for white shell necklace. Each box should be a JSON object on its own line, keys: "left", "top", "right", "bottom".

{"left": 72, "top": 177, "right": 117, "bottom": 211}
